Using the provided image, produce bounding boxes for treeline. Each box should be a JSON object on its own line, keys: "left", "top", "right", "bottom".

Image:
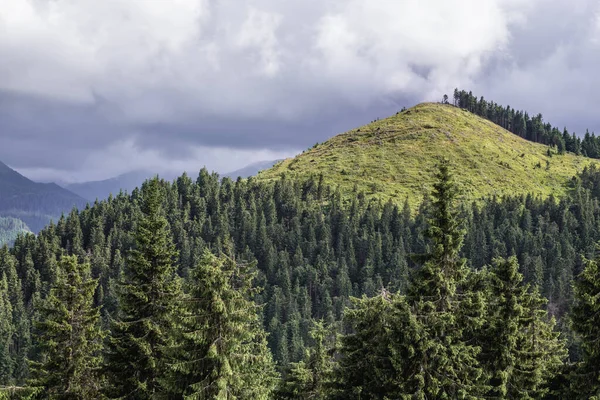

{"left": 1, "top": 165, "right": 600, "bottom": 397}
{"left": 450, "top": 88, "right": 600, "bottom": 157}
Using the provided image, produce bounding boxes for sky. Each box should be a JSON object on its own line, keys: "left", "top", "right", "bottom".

{"left": 2, "top": 0, "right": 600, "bottom": 183}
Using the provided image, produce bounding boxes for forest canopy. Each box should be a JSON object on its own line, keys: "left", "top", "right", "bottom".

{"left": 0, "top": 160, "right": 599, "bottom": 398}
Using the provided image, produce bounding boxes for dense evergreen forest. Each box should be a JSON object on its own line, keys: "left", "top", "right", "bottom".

{"left": 451, "top": 88, "right": 600, "bottom": 157}
{"left": 2, "top": 161, "right": 600, "bottom": 398}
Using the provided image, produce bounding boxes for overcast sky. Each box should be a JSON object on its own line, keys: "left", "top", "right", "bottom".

{"left": 2, "top": 0, "right": 600, "bottom": 183}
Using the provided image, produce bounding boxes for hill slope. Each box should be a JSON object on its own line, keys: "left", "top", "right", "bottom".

{"left": 0, "top": 161, "right": 86, "bottom": 237}
{"left": 259, "top": 103, "right": 598, "bottom": 207}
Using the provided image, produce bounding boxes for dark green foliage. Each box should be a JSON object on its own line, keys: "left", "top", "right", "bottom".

{"left": 2, "top": 162, "right": 600, "bottom": 396}
{"left": 28, "top": 255, "right": 104, "bottom": 399}
{"left": 333, "top": 160, "right": 487, "bottom": 399}
{"left": 278, "top": 321, "right": 336, "bottom": 399}
{"left": 104, "top": 177, "right": 183, "bottom": 399}
{"left": 570, "top": 253, "right": 600, "bottom": 399}
{"left": 481, "top": 257, "right": 566, "bottom": 399}
{"left": 331, "top": 291, "right": 418, "bottom": 399}
{"left": 168, "top": 250, "right": 278, "bottom": 399}
{"left": 404, "top": 159, "right": 487, "bottom": 399}
{"left": 0, "top": 274, "right": 14, "bottom": 385}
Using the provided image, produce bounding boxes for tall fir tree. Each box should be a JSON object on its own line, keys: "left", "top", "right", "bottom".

{"left": 481, "top": 257, "right": 566, "bottom": 399}
{"left": 330, "top": 290, "right": 419, "bottom": 399}
{"left": 0, "top": 247, "right": 30, "bottom": 385}
{"left": 104, "top": 177, "right": 183, "bottom": 399}
{"left": 570, "top": 253, "right": 600, "bottom": 399}
{"left": 406, "top": 158, "right": 487, "bottom": 399}
{"left": 0, "top": 273, "right": 14, "bottom": 385}
{"left": 277, "top": 320, "right": 335, "bottom": 400}
{"left": 168, "top": 250, "right": 278, "bottom": 399}
{"left": 28, "top": 255, "right": 104, "bottom": 399}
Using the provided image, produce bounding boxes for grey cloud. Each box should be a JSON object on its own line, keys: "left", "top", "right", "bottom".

{"left": 474, "top": 0, "right": 600, "bottom": 136}
{"left": 7, "top": 0, "right": 600, "bottom": 182}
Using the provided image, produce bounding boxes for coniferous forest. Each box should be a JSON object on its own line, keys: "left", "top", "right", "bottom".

{"left": 3, "top": 160, "right": 600, "bottom": 398}
{"left": 452, "top": 88, "right": 600, "bottom": 157}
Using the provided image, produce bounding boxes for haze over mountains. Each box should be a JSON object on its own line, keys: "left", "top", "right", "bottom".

{"left": 62, "top": 159, "right": 283, "bottom": 202}
{"left": 0, "top": 160, "right": 85, "bottom": 232}
{"left": 0, "top": 158, "right": 284, "bottom": 244}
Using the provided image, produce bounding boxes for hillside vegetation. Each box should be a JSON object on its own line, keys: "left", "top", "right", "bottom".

{"left": 259, "top": 103, "right": 597, "bottom": 207}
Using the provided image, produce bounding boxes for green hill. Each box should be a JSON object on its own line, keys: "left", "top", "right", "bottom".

{"left": 258, "top": 103, "right": 598, "bottom": 207}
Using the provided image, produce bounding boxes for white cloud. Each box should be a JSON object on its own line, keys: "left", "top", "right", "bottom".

{"left": 15, "top": 0, "right": 600, "bottom": 181}
{"left": 0, "top": 0, "right": 530, "bottom": 118}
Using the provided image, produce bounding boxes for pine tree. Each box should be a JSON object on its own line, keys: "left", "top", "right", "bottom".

{"left": 513, "top": 287, "right": 566, "bottom": 399}
{"left": 168, "top": 250, "right": 278, "bottom": 399}
{"left": 277, "top": 320, "right": 335, "bottom": 400}
{"left": 104, "top": 177, "right": 183, "bottom": 399}
{"left": 481, "top": 257, "right": 566, "bottom": 399}
{"left": 0, "top": 248, "right": 30, "bottom": 385}
{"left": 570, "top": 254, "right": 600, "bottom": 399}
{"left": 331, "top": 290, "right": 418, "bottom": 399}
{"left": 406, "top": 158, "right": 487, "bottom": 399}
{"left": 28, "top": 255, "right": 104, "bottom": 399}
{"left": 0, "top": 273, "right": 14, "bottom": 385}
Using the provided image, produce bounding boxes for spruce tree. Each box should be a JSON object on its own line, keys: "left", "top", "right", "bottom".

{"left": 277, "top": 320, "right": 335, "bottom": 400}
{"left": 168, "top": 250, "right": 278, "bottom": 399}
{"left": 333, "top": 289, "right": 425, "bottom": 399}
{"left": 406, "top": 158, "right": 487, "bottom": 399}
{"left": 0, "top": 273, "right": 14, "bottom": 385}
{"left": 104, "top": 177, "right": 183, "bottom": 399}
{"left": 0, "top": 248, "right": 30, "bottom": 385}
{"left": 482, "top": 257, "right": 566, "bottom": 399}
{"left": 28, "top": 255, "right": 104, "bottom": 399}
{"left": 570, "top": 254, "right": 600, "bottom": 399}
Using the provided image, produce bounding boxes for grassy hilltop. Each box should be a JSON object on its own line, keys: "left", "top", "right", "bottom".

{"left": 258, "top": 103, "right": 597, "bottom": 207}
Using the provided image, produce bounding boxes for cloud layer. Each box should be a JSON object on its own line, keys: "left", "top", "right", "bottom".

{"left": 2, "top": 0, "right": 598, "bottom": 182}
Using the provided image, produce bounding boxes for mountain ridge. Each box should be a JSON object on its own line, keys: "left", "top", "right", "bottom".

{"left": 0, "top": 161, "right": 86, "bottom": 241}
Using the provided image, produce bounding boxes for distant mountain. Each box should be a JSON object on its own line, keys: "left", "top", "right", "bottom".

{"left": 0, "top": 161, "right": 86, "bottom": 239}
{"left": 224, "top": 160, "right": 283, "bottom": 179}
{"left": 258, "top": 103, "right": 598, "bottom": 208}
{"left": 64, "top": 170, "right": 157, "bottom": 202}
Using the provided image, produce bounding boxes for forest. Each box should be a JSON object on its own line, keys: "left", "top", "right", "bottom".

{"left": 1, "top": 159, "right": 600, "bottom": 398}
{"left": 451, "top": 88, "right": 600, "bottom": 158}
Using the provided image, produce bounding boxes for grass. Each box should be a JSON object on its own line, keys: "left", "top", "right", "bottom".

{"left": 257, "top": 103, "right": 598, "bottom": 209}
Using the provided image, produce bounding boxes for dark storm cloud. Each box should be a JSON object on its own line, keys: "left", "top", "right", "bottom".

{"left": 0, "top": 91, "right": 123, "bottom": 169}
{"left": 4, "top": 0, "right": 600, "bottom": 182}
